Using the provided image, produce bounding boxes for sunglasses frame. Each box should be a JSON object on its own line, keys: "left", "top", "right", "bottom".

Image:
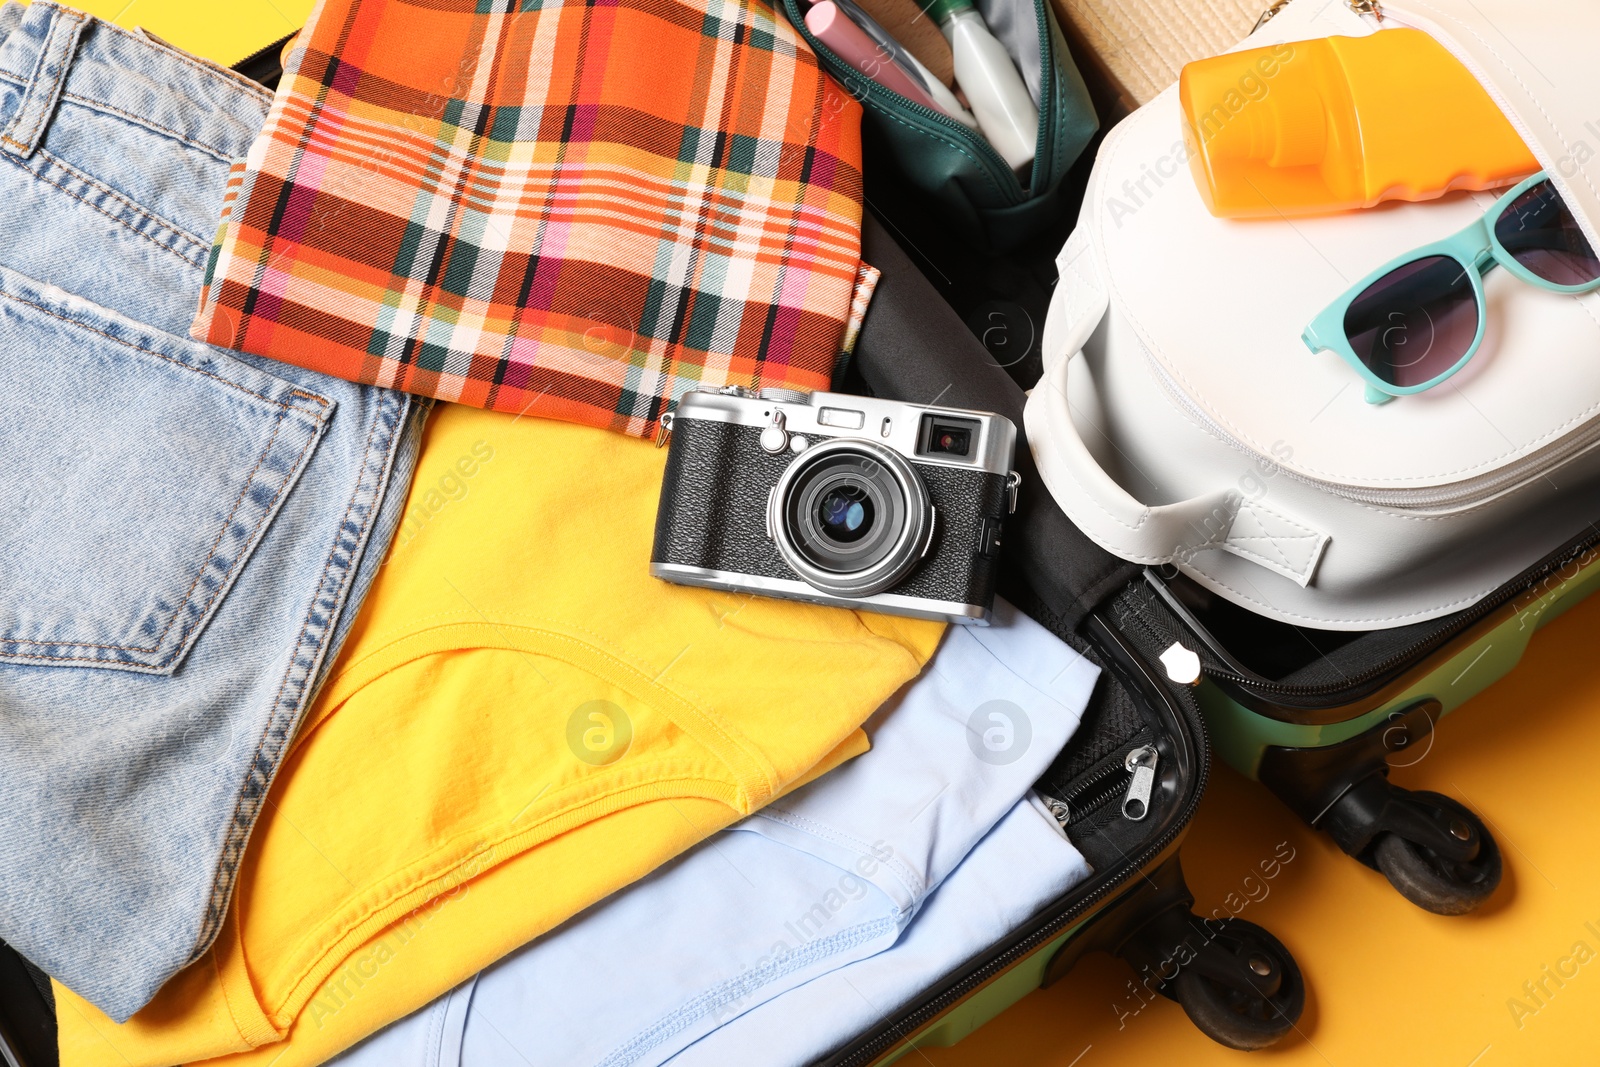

{"left": 1302, "top": 171, "right": 1600, "bottom": 405}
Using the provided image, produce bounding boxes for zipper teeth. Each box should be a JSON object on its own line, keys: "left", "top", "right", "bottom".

{"left": 1051, "top": 751, "right": 1136, "bottom": 818}
{"left": 1336, "top": 423, "right": 1600, "bottom": 509}
{"left": 1136, "top": 327, "right": 1600, "bottom": 511}
{"left": 1204, "top": 523, "right": 1600, "bottom": 698}
{"left": 833, "top": 624, "right": 1209, "bottom": 1067}
{"left": 1063, "top": 771, "right": 1129, "bottom": 821}
{"left": 784, "top": 2, "right": 1024, "bottom": 198}
{"left": 1028, "top": 0, "right": 1052, "bottom": 190}
{"left": 832, "top": 56, "right": 1018, "bottom": 185}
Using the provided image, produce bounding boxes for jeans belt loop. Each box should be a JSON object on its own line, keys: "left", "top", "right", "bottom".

{"left": 1, "top": 3, "right": 87, "bottom": 159}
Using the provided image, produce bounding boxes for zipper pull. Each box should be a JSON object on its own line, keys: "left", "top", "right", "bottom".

{"left": 1044, "top": 795, "right": 1071, "bottom": 828}
{"left": 1254, "top": 0, "right": 1381, "bottom": 33}
{"left": 1349, "top": 0, "right": 1384, "bottom": 22}
{"left": 1122, "top": 745, "right": 1158, "bottom": 821}
{"left": 1027, "top": 790, "right": 1075, "bottom": 843}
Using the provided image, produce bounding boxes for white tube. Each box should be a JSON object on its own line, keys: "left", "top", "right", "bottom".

{"left": 940, "top": 7, "right": 1037, "bottom": 172}
{"left": 903, "top": 47, "right": 979, "bottom": 130}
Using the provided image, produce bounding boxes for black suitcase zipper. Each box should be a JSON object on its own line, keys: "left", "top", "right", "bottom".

{"left": 826, "top": 613, "right": 1208, "bottom": 1067}
{"left": 1037, "top": 734, "right": 1153, "bottom": 831}
{"left": 1141, "top": 520, "right": 1600, "bottom": 704}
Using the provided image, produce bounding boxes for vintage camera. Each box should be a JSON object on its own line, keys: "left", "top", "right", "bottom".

{"left": 651, "top": 387, "right": 1020, "bottom": 624}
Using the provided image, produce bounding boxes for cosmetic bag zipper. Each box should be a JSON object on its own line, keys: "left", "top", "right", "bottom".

{"left": 781, "top": 0, "right": 1044, "bottom": 204}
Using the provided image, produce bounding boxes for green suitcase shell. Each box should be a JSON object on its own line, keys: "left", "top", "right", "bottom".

{"left": 1113, "top": 526, "right": 1600, "bottom": 917}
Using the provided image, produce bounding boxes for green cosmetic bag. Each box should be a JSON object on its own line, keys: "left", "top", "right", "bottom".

{"left": 783, "top": 0, "right": 1098, "bottom": 250}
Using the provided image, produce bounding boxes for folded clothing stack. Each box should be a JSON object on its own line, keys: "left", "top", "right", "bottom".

{"left": 6, "top": 2, "right": 1098, "bottom": 1064}
{"left": 53, "top": 402, "right": 947, "bottom": 1067}
{"left": 337, "top": 802, "right": 1083, "bottom": 1067}
{"left": 326, "top": 599, "right": 1097, "bottom": 1067}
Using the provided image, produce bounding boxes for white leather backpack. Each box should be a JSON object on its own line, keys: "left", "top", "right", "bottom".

{"left": 1026, "top": 0, "right": 1600, "bottom": 629}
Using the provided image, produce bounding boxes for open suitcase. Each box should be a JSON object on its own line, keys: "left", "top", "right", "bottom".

{"left": 0, "top": 19, "right": 1314, "bottom": 1067}
{"left": 824, "top": 201, "right": 1600, "bottom": 1063}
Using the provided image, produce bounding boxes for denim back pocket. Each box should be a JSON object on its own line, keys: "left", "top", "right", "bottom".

{"left": 0, "top": 264, "right": 331, "bottom": 674}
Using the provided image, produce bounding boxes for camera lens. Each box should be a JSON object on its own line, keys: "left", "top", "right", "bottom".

{"left": 792, "top": 458, "right": 899, "bottom": 574}
{"left": 817, "top": 486, "right": 874, "bottom": 543}
{"left": 769, "top": 440, "right": 934, "bottom": 598}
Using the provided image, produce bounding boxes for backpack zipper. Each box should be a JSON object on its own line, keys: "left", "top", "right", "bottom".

{"left": 1134, "top": 335, "right": 1600, "bottom": 511}
{"left": 1255, "top": 0, "right": 1382, "bottom": 32}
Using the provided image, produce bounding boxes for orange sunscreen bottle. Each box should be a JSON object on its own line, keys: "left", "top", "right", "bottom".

{"left": 1179, "top": 28, "right": 1540, "bottom": 218}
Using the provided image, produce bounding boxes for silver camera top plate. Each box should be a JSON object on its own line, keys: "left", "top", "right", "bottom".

{"left": 672, "top": 387, "right": 1018, "bottom": 477}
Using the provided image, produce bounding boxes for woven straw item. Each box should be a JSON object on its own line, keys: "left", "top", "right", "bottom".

{"left": 1050, "top": 0, "right": 1263, "bottom": 108}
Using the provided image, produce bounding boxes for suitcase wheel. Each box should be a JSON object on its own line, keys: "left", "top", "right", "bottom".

{"left": 1168, "top": 918, "right": 1305, "bottom": 1052}
{"left": 1318, "top": 776, "right": 1504, "bottom": 915}
{"left": 1257, "top": 705, "right": 1504, "bottom": 915}
{"left": 1369, "top": 790, "right": 1503, "bottom": 915}
{"left": 1098, "top": 858, "right": 1306, "bottom": 1051}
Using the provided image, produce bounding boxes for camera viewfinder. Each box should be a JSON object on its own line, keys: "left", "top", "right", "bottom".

{"left": 918, "top": 414, "right": 979, "bottom": 458}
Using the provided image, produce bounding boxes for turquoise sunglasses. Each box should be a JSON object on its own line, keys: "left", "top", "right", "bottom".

{"left": 1302, "top": 171, "right": 1600, "bottom": 405}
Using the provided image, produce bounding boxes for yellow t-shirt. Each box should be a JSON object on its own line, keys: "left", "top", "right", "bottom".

{"left": 56, "top": 405, "right": 942, "bottom": 1067}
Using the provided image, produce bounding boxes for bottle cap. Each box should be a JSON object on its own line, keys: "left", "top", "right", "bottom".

{"left": 1178, "top": 42, "right": 1338, "bottom": 217}
{"left": 920, "top": 0, "right": 972, "bottom": 26}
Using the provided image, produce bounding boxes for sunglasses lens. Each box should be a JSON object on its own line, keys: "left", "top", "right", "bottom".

{"left": 1342, "top": 255, "right": 1480, "bottom": 389}
{"left": 1493, "top": 178, "right": 1600, "bottom": 286}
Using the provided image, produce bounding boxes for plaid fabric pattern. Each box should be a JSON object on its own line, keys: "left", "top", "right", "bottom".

{"left": 193, "top": 0, "right": 866, "bottom": 436}
{"left": 835, "top": 261, "right": 878, "bottom": 380}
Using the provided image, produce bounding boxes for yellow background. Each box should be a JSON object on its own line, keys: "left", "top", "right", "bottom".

{"left": 78, "top": 0, "right": 311, "bottom": 66}
{"left": 69, "top": 3, "right": 1600, "bottom": 1063}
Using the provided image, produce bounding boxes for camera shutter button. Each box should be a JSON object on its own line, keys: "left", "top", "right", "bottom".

{"left": 760, "top": 410, "right": 790, "bottom": 453}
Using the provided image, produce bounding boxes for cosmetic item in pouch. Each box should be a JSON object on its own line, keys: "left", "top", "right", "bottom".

{"left": 1179, "top": 28, "right": 1540, "bottom": 218}
{"left": 807, "top": 1, "right": 946, "bottom": 113}
{"left": 852, "top": 0, "right": 954, "bottom": 86}
{"left": 829, "top": 0, "right": 977, "bottom": 127}
{"left": 923, "top": 0, "right": 1039, "bottom": 172}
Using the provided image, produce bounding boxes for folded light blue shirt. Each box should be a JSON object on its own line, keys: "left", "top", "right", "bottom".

{"left": 668, "top": 796, "right": 1088, "bottom": 1066}
{"left": 332, "top": 599, "right": 1097, "bottom": 1067}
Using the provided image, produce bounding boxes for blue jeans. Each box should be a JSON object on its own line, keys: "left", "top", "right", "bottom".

{"left": 0, "top": 2, "right": 426, "bottom": 1022}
